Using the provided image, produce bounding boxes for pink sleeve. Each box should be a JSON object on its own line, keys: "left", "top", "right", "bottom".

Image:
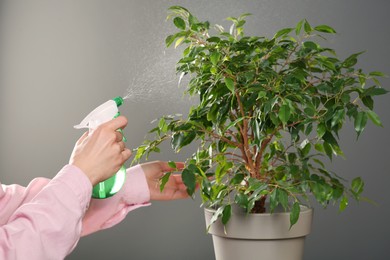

{"left": 0, "top": 165, "right": 92, "bottom": 260}
{"left": 0, "top": 178, "right": 50, "bottom": 225}
{"left": 81, "top": 164, "right": 151, "bottom": 236}
{"left": 0, "top": 164, "right": 151, "bottom": 259}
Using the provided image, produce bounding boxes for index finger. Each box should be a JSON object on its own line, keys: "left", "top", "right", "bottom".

{"left": 103, "top": 115, "right": 128, "bottom": 130}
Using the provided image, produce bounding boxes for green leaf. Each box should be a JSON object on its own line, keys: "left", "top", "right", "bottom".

{"left": 222, "top": 204, "right": 232, "bottom": 225}
{"left": 368, "top": 71, "right": 386, "bottom": 77}
{"left": 182, "top": 168, "right": 196, "bottom": 196}
{"left": 303, "top": 19, "right": 312, "bottom": 34}
{"left": 181, "top": 131, "right": 196, "bottom": 148}
{"left": 301, "top": 143, "right": 312, "bottom": 157}
{"left": 235, "top": 193, "right": 248, "bottom": 208}
{"left": 225, "top": 117, "right": 245, "bottom": 131}
{"left": 210, "top": 67, "right": 217, "bottom": 74}
{"left": 314, "top": 25, "right": 336, "bottom": 34}
{"left": 278, "top": 189, "right": 289, "bottom": 210}
{"left": 215, "top": 164, "right": 226, "bottom": 184}
{"left": 354, "top": 111, "right": 368, "bottom": 137}
{"left": 290, "top": 202, "right": 301, "bottom": 228}
{"left": 133, "top": 145, "right": 146, "bottom": 162}
{"left": 305, "top": 122, "right": 313, "bottom": 135}
{"left": 351, "top": 177, "right": 364, "bottom": 199}
{"left": 342, "top": 51, "right": 365, "bottom": 68}
{"left": 239, "top": 13, "right": 252, "bottom": 20}
{"left": 331, "top": 144, "right": 345, "bottom": 157}
{"left": 278, "top": 104, "right": 291, "bottom": 125}
{"left": 225, "top": 77, "right": 235, "bottom": 93}
{"left": 331, "top": 109, "right": 345, "bottom": 128}
{"left": 351, "top": 177, "right": 363, "bottom": 192}
{"left": 160, "top": 172, "right": 171, "bottom": 192}
{"left": 210, "top": 52, "right": 221, "bottom": 66}
{"left": 158, "top": 118, "right": 168, "bottom": 133}
{"left": 168, "top": 6, "right": 190, "bottom": 13}
{"left": 362, "top": 96, "right": 374, "bottom": 110}
{"left": 173, "top": 17, "right": 186, "bottom": 30}
{"left": 270, "top": 188, "right": 278, "bottom": 212}
{"left": 295, "top": 20, "right": 304, "bottom": 35}
{"left": 313, "top": 158, "right": 325, "bottom": 168}
{"left": 207, "top": 103, "right": 219, "bottom": 122}
{"left": 171, "top": 132, "right": 184, "bottom": 151}
{"left": 258, "top": 91, "right": 267, "bottom": 99}
{"left": 165, "top": 35, "right": 176, "bottom": 47}
{"left": 188, "top": 14, "right": 198, "bottom": 27}
{"left": 168, "top": 161, "right": 177, "bottom": 169}
{"left": 323, "top": 142, "right": 333, "bottom": 160}
{"left": 274, "top": 27, "right": 293, "bottom": 39}
{"left": 188, "top": 163, "right": 205, "bottom": 178}
{"left": 174, "top": 36, "right": 185, "bottom": 48}
{"left": 366, "top": 110, "right": 383, "bottom": 127}
{"left": 339, "top": 195, "right": 348, "bottom": 212}
{"left": 317, "top": 123, "right": 326, "bottom": 138}
{"left": 314, "top": 143, "right": 324, "bottom": 153}
{"left": 288, "top": 153, "right": 297, "bottom": 163}
{"left": 322, "top": 131, "right": 339, "bottom": 147}
{"left": 226, "top": 16, "right": 238, "bottom": 23}
{"left": 270, "top": 112, "right": 280, "bottom": 126}
{"left": 341, "top": 93, "right": 351, "bottom": 103}
{"left": 209, "top": 206, "right": 224, "bottom": 228}
{"left": 207, "top": 36, "right": 221, "bottom": 43}
{"left": 230, "top": 174, "right": 245, "bottom": 185}
{"left": 247, "top": 178, "right": 267, "bottom": 192}
{"left": 364, "top": 86, "right": 389, "bottom": 97}
{"left": 303, "top": 41, "right": 318, "bottom": 50}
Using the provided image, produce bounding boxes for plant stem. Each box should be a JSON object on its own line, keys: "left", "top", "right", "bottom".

{"left": 255, "top": 135, "right": 273, "bottom": 177}
{"left": 234, "top": 90, "right": 257, "bottom": 178}
{"left": 251, "top": 195, "right": 267, "bottom": 213}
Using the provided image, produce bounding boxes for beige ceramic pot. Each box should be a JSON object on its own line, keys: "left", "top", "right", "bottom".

{"left": 204, "top": 205, "right": 313, "bottom": 260}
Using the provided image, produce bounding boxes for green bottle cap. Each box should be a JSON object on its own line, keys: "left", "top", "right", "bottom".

{"left": 113, "top": 96, "right": 124, "bottom": 107}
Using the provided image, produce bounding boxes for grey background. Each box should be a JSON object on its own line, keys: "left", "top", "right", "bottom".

{"left": 0, "top": 0, "right": 389, "bottom": 259}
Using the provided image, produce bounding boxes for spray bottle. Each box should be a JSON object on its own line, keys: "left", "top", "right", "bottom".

{"left": 74, "top": 96, "right": 126, "bottom": 199}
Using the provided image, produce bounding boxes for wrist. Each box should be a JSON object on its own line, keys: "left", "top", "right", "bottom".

{"left": 70, "top": 163, "right": 98, "bottom": 186}
{"left": 122, "top": 165, "right": 151, "bottom": 203}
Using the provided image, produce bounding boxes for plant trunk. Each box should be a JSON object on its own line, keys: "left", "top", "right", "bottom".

{"left": 251, "top": 195, "right": 266, "bottom": 213}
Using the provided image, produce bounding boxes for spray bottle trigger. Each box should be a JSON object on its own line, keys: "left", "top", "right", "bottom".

{"left": 117, "top": 128, "right": 127, "bottom": 142}
{"left": 113, "top": 111, "right": 126, "bottom": 141}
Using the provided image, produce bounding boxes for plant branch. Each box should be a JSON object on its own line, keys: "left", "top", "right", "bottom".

{"left": 234, "top": 90, "right": 257, "bottom": 178}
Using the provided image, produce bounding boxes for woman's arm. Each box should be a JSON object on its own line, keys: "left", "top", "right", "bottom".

{"left": 0, "top": 165, "right": 92, "bottom": 260}
{"left": 0, "top": 116, "right": 131, "bottom": 259}
{"left": 81, "top": 164, "right": 151, "bottom": 236}
{"left": 0, "top": 165, "right": 152, "bottom": 259}
{"left": 81, "top": 161, "right": 189, "bottom": 236}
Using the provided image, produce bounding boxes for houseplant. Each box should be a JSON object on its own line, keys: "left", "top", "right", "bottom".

{"left": 132, "top": 6, "right": 387, "bottom": 259}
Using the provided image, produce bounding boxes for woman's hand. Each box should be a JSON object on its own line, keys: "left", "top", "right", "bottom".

{"left": 69, "top": 116, "right": 132, "bottom": 186}
{"left": 140, "top": 161, "right": 190, "bottom": 201}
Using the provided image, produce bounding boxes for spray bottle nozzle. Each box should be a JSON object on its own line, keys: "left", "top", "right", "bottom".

{"left": 74, "top": 97, "right": 124, "bottom": 130}
{"left": 113, "top": 96, "right": 124, "bottom": 107}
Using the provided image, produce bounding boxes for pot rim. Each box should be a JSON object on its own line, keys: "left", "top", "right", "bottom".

{"left": 204, "top": 204, "right": 312, "bottom": 217}
{"left": 204, "top": 205, "right": 313, "bottom": 239}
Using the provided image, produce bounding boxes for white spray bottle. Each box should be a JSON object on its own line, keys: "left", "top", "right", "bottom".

{"left": 74, "top": 96, "right": 126, "bottom": 199}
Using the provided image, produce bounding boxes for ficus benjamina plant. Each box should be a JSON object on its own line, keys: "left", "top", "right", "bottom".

{"left": 132, "top": 6, "right": 388, "bottom": 227}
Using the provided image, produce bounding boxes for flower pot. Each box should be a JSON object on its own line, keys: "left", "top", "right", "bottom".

{"left": 204, "top": 205, "right": 313, "bottom": 260}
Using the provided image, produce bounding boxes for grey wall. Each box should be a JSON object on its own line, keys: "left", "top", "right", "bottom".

{"left": 0, "top": 0, "right": 389, "bottom": 259}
